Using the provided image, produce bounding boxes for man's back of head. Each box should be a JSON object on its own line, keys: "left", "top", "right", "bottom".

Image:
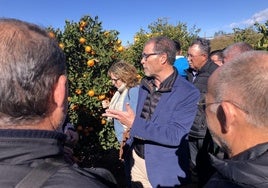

{"left": 0, "top": 18, "right": 66, "bottom": 129}
{"left": 207, "top": 50, "right": 268, "bottom": 157}
{"left": 223, "top": 42, "right": 253, "bottom": 64}
{"left": 0, "top": 18, "right": 116, "bottom": 188}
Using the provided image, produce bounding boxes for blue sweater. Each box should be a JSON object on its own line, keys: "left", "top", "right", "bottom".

{"left": 130, "top": 75, "right": 200, "bottom": 187}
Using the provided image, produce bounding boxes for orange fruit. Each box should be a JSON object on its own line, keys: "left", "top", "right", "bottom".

{"left": 101, "top": 119, "right": 106, "bottom": 125}
{"left": 91, "top": 50, "right": 96, "bottom": 55}
{"left": 85, "top": 45, "right": 92, "bottom": 53}
{"left": 88, "top": 89, "right": 95, "bottom": 97}
{"left": 75, "top": 89, "right": 82, "bottom": 95}
{"left": 79, "top": 37, "right": 86, "bottom": 44}
{"left": 104, "top": 31, "right": 110, "bottom": 37}
{"left": 117, "top": 39, "right": 122, "bottom": 45}
{"left": 48, "top": 31, "right": 55, "bottom": 38}
{"left": 80, "top": 21, "right": 87, "bottom": 28}
{"left": 59, "top": 43, "right": 64, "bottom": 50}
{"left": 87, "top": 59, "right": 95, "bottom": 67}
{"left": 98, "top": 94, "right": 106, "bottom": 100}
{"left": 117, "top": 46, "right": 124, "bottom": 52}
{"left": 70, "top": 104, "right": 78, "bottom": 111}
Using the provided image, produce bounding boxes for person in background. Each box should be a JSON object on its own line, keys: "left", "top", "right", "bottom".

{"left": 185, "top": 37, "right": 219, "bottom": 186}
{"left": 103, "top": 36, "right": 200, "bottom": 188}
{"left": 204, "top": 50, "right": 268, "bottom": 187}
{"left": 0, "top": 18, "right": 116, "bottom": 188}
{"left": 103, "top": 60, "right": 140, "bottom": 160}
{"left": 173, "top": 40, "right": 189, "bottom": 79}
{"left": 223, "top": 42, "right": 253, "bottom": 63}
{"left": 102, "top": 60, "right": 139, "bottom": 188}
{"left": 209, "top": 49, "right": 224, "bottom": 66}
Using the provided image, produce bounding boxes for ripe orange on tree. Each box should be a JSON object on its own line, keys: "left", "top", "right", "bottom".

{"left": 87, "top": 59, "right": 95, "bottom": 67}
{"left": 87, "top": 89, "right": 95, "bottom": 97}
{"left": 117, "top": 46, "right": 124, "bottom": 52}
{"left": 101, "top": 119, "right": 106, "bottom": 125}
{"left": 116, "top": 39, "right": 122, "bottom": 45}
{"left": 48, "top": 31, "right": 55, "bottom": 38}
{"left": 59, "top": 43, "right": 64, "bottom": 50}
{"left": 85, "top": 45, "right": 92, "bottom": 53}
{"left": 79, "top": 37, "right": 86, "bottom": 44}
{"left": 75, "top": 89, "right": 82, "bottom": 95}
{"left": 80, "top": 21, "right": 87, "bottom": 28}
{"left": 98, "top": 94, "right": 106, "bottom": 100}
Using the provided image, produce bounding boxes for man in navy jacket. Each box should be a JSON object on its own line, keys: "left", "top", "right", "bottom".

{"left": 104, "top": 36, "right": 200, "bottom": 187}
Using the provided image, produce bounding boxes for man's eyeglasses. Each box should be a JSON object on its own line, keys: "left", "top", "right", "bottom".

{"left": 198, "top": 100, "right": 249, "bottom": 114}
{"left": 141, "top": 52, "right": 162, "bottom": 61}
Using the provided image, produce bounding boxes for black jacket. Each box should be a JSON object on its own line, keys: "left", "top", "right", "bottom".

{"left": 204, "top": 142, "right": 268, "bottom": 188}
{"left": 186, "top": 60, "right": 218, "bottom": 138}
{"left": 0, "top": 129, "right": 116, "bottom": 188}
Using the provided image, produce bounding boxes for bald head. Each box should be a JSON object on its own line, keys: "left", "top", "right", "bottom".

{"left": 208, "top": 50, "right": 268, "bottom": 126}
{"left": 223, "top": 42, "right": 253, "bottom": 64}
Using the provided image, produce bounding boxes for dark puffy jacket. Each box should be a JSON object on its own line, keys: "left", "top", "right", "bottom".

{"left": 204, "top": 142, "right": 268, "bottom": 188}
{"left": 0, "top": 129, "right": 116, "bottom": 188}
{"left": 186, "top": 60, "right": 218, "bottom": 138}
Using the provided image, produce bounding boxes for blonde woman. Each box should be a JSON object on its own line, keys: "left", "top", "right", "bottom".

{"left": 103, "top": 60, "right": 139, "bottom": 156}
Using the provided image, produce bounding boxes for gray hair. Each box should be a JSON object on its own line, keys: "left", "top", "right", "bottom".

{"left": 214, "top": 50, "right": 268, "bottom": 127}
{"left": 223, "top": 42, "right": 253, "bottom": 63}
{"left": 190, "top": 37, "right": 211, "bottom": 56}
{"left": 145, "top": 36, "right": 176, "bottom": 65}
{"left": 0, "top": 18, "right": 66, "bottom": 126}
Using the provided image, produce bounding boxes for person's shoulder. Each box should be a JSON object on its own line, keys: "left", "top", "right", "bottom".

{"left": 174, "top": 75, "right": 200, "bottom": 94}
{"left": 49, "top": 166, "right": 117, "bottom": 188}
{"left": 129, "top": 85, "right": 140, "bottom": 93}
{"left": 206, "top": 60, "right": 219, "bottom": 73}
{"left": 204, "top": 173, "right": 243, "bottom": 188}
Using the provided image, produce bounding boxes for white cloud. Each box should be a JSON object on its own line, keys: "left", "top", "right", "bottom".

{"left": 229, "top": 8, "right": 268, "bottom": 28}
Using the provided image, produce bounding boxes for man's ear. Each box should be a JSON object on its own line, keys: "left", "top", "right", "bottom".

{"left": 160, "top": 53, "right": 168, "bottom": 64}
{"left": 53, "top": 75, "right": 67, "bottom": 107}
{"left": 216, "top": 105, "right": 226, "bottom": 132}
{"left": 217, "top": 102, "right": 235, "bottom": 134}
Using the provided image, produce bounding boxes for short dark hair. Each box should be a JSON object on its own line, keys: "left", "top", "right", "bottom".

{"left": 145, "top": 36, "right": 176, "bottom": 65}
{"left": 190, "top": 37, "right": 211, "bottom": 56}
{"left": 173, "top": 40, "right": 182, "bottom": 51}
{"left": 0, "top": 18, "right": 66, "bottom": 125}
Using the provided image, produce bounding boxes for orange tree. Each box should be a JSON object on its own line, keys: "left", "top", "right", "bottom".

{"left": 48, "top": 15, "right": 124, "bottom": 165}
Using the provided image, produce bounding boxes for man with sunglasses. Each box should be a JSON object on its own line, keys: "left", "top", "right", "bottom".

{"left": 103, "top": 36, "right": 200, "bottom": 187}
{"left": 204, "top": 50, "right": 268, "bottom": 187}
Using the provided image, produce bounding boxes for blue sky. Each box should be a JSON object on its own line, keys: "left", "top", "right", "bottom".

{"left": 1, "top": 0, "right": 268, "bottom": 45}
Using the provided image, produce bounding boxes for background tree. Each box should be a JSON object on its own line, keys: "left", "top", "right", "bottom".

{"left": 121, "top": 18, "right": 200, "bottom": 72}
{"left": 254, "top": 20, "right": 268, "bottom": 50}
{"left": 233, "top": 26, "right": 262, "bottom": 48}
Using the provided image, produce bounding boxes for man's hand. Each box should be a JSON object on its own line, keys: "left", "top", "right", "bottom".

{"left": 102, "top": 103, "right": 135, "bottom": 128}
